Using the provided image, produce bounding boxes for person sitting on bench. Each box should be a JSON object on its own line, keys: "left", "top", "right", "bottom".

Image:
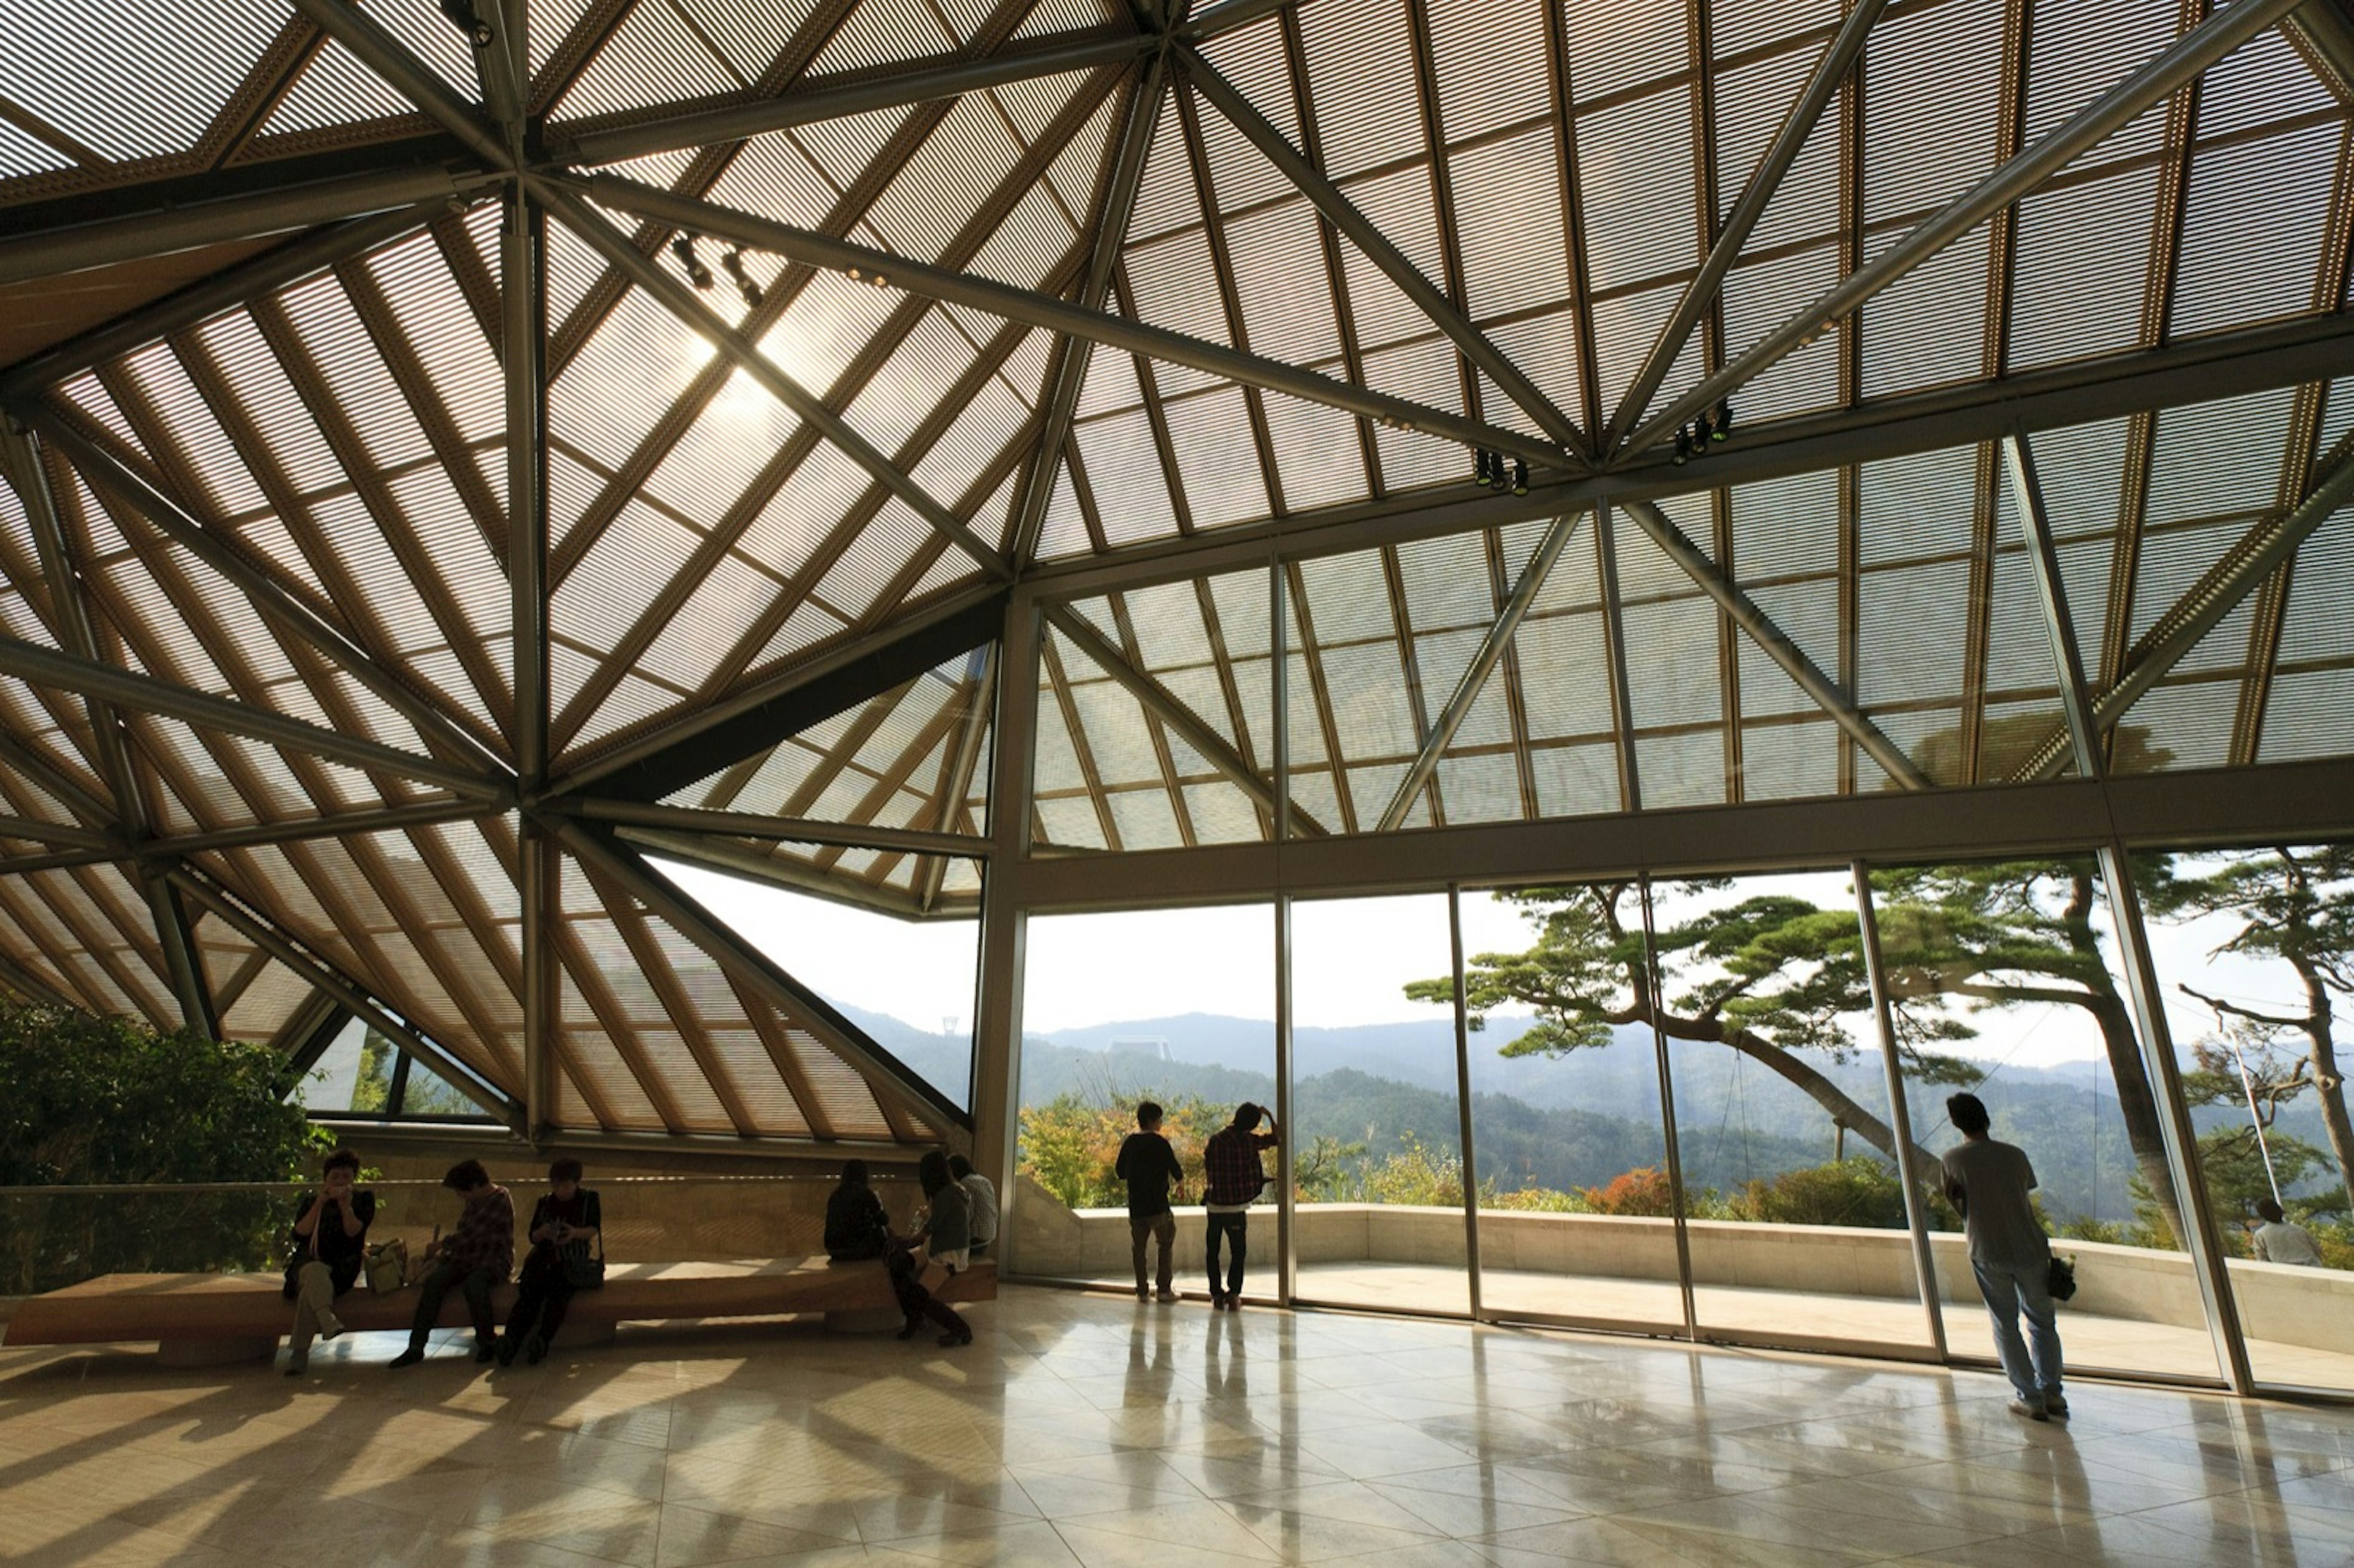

{"left": 282, "top": 1147, "right": 373, "bottom": 1375}
{"left": 825, "top": 1159, "right": 891, "bottom": 1262}
{"left": 390, "top": 1159, "right": 512, "bottom": 1369}
{"left": 498, "top": 1157, "right": 600, "bottom": 1366}
{"left": 890, "top": 1151, "right": 973, "bottom": 1347}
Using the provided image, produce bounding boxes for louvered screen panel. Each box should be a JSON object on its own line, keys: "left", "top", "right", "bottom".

{"left": 117, "top": 343, "right": 267, "bottom": 517}
{"left": 1739, "top": 718, "right": 1841, "bottom": 804}
{"left": 3, "top": 1, "right": 284, "bottom": 162}
{"left": 1859, "top": 559, "right": 1971, "bottom": 713}
{"left": 2258, "top": 668, "right": 2354, "bottom": 764}
{"left": 1530, "top": 740, "right": 1624, "bottom": 818}
{"left": 2174, "top": 123, "right": 2342, "bottom": 337}
{"left": 1740, "top": 579, "right": 1840, "bottom": 720}
{"left": 1514, "top": 610, "right": 1615, "bottom": 744}
{"left": 1732, "top": 469, "right": 1840, "bottom": 582}
{"left": 1295, "top": 0, "right": 1420, "bottom": 180}
{"left": 1073, "top": 410, "right": 1183, "bottom": 546}
{"left": 2117, "top": 680, "right": 2238, "bottom": 774}
{"left": 1861, "top": 227, "right": 1990, "bottom": 398}
{"left": 1636, "top": 729, "right": 1728, "bottom": 810}
{"left": 2272, "top": 503, "right": 2354, "bottom": 671}
{"left": 1107, "top": 787, "right": 1183, "bottom": 851}
{"left": 555, "top": 0, "right": 739, "bottom": 121}
{"left": 1434, "top": 750, "right": 1524, "bottom": 827}
{"left": 1162, "top": 388, "right": 1271, "bottom": 528}
{"left": 2008, "top": 170, "right": 2159, "bottom": 370}
{"left": 671, "top": 0, "right": 825, "bottom": 80}
{"left": 1449, "top": 129, "right": 1571, "bottom": 322}
{"left": 787, "top": 1028, "right": 894, "bottom": 1141}
{"left": 1862, "top": 0, "right": 2002, "bottom": 227}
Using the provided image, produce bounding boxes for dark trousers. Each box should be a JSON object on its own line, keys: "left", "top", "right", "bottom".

{"left": 408, "top": 1258, "right": 499, "bottom": 1350}
{"left": 505, "top": 1249, "right": 576, "bottom": 1348}
{"left": 887, "top": 1248, "right": 968, "bottom": 1333}
{"left": 1206, "top": 1211, "right": 1248, "bottom": 1301}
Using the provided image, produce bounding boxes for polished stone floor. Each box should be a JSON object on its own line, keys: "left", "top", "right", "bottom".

{"left": 4, "top": 1283, "right": 2352, "bottom": 1567}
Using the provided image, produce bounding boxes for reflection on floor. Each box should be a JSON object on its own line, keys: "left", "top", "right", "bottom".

{"left": 4, "top": 1282, "right": 2352, "bottom": 1567}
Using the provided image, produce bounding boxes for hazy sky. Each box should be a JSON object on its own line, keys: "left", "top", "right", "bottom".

{"left": 660, "top": 859, "right": 2329, "bottom": 1076}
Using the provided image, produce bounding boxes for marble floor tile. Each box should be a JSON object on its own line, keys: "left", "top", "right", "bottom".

{"left": 8, "top": 1284, "right": 2354, "bottom": 1568}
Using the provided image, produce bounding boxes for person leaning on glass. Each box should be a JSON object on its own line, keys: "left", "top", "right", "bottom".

{"left": 282, "top": 1147, "right": 374, "bottom": 1376}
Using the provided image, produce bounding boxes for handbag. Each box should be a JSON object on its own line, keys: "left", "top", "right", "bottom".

{"left": 562, "top": 1228, "right": 605, "bottom": 1291}
{"left": 364, "top": 1238, "right": 409, "bottom": 1293}
{"left": 2047, "top": 1253, "right": 2078, "bottom": 1302}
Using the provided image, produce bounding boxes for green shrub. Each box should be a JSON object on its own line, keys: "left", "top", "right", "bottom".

{"left": 1729, "top": 1157, "right": 1911, "bottom": 1228}
{"left": 0, "top": 1000, "right": 325, "bottom": 1293}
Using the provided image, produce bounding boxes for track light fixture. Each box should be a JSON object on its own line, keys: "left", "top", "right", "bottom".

{"left": 1673, "top": 428, "right": 1692, "bottom": 466}
{"left": 721, "top": 248, "right": 763, "bottom": 308}
{"left": 436, "top": 0, "right": 497, "bottom": 48}
{"left": 1692, "top": 409, "right": 1713, "bottom": 446}
{"left": 1711, "top": 400, "right": 1732, "bottom": 441}
{"left": 1511, "top": 458, "right": 1529, "bottom": 495}
{"left": 1474, "top": 449, "right": 1494, "bottom": 488}
{"left": 669, "top": 234, "right": 714, "bottom": 290}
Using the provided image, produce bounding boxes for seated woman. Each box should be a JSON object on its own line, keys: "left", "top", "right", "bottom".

{"left": 889, "top": 1150, "right": 973, "bottom": 1347}
{"left": 283, "top": 1147, "right": 373, "bottom": 1375}
{"left": 498, "top": 1157, "right": 601, "bottom": 1366}
{"left": 825, "top": 1159, "right": 891, "bottom": 1262}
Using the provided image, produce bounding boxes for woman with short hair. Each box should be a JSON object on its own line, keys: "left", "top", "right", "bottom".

{"left": 282, "top": 1147, "right": 373, "bottom": 1375}
{"left": 499, "top": 1156, "right": 601, "bottom": 1365}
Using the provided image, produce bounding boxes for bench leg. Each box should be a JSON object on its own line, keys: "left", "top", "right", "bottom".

{"left": 158, "top": 1336, "right": 278, "bottom": 1368}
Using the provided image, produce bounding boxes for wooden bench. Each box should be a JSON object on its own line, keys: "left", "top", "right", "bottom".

{"left": 1, "top": 1258, "right": 997, "bottom": 1364}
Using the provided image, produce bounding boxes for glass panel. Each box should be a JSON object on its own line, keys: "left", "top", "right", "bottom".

{"left": 1290, "top": 892, "right": 1468, "bottom": 1315}
{"left": 2139, "top": 845, "right": 2354, "bottom": 1391}
{"left": 1872, "top": 856, "right": 2222, "bottom": 1383}
{"left": 395, "top": 1052, "right": 489, "bottom": 1118}
{"left": 292, "top": 1016, "right": 389, "bottom": 1113}
{"left": 1650, "top": 870, "right": 1935, "bottom": 1350}
{"left": 652, "top": 857, "right": 980, "bottom": 1111}
{"left": 1455, "top": 881, "right": 1686, "bottom": 1331}
{"left": 1011, "top": 904, "right": 1278, "bottom": 1301}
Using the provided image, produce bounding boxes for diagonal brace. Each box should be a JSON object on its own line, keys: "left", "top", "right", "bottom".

{"left": 1377, "top": 512, "right": 1585, "bottom": 831}
{"left": 1618, "top": 498, "right": 1931, "bottom": 790}
{"left": 1043, "top": 601, "right": 1328, "bottom": 834}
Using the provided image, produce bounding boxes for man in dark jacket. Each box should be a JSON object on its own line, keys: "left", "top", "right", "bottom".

{"left": 283, "top": 1147, "right": 373, "bottom": 1375}
{"left": 1116, "top": 1102, "right": 1186, "bottom": 1302}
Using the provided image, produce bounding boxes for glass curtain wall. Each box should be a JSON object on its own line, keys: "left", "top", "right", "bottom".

{"left": 1454, "top": 881, "right": 1686, "bottom": 1333}
{"left": 1011, "top": 903, "right": 1278, "bottom": 1301}
{"left": 1651, "top": 870, "right": 1937, "bottom": 1353}
{"left": 1289, "top": 892, "right": 1468, "bottom": 1315}
{"left": 1869, "top": 854, "right": 2219, "bottom": 1383}
{"left": 2135, "top": 845, "right": 2354, "bottom": 1392}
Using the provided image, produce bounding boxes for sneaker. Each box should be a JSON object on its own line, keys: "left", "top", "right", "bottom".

{"left": 938, "top": 1323, "right": 973, "bottom": 1348}
{"left": 1136, "top": 1287, "right": 1149, "bottom": 1303}
{"left": 524, "top": 1335, "right": 548, "bottom": 1366}
{"left": 2008, "top": 1396, "right": 2049, "bottom": 1422}
{"left": 388, "top": 1349, "right": 425, "bottom": 1369}
{"left": 896, "top": 1320, "right": 923, "bottom": 1341}
{"left": 473, "top": 1339, "right": 497, "bottom": 1364}
{"left": 2043, "top": 1392, "right": 2070, "bottom": 1419}
{"left": 283, "top": 1358, "right": 308, "bottom": 1377}
{"left": 1156, "top": 1288, "right": 1181, "bottom": 1303}
{"left": 317, "top": 1311, "right": 345, "bottom": 1342}
{"left": 495, "top": 1336, "right": 520, "bottom": 1367}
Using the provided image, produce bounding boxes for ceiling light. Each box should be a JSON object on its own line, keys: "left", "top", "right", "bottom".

{"left": 670, "top": 235, "right": 713, "bottom": 290}
{"left": 1673, "top": 428, "right": 1691, "bottom": 466}
{"left": 722, "top": 249, "right": 763, "bottom": 309}
{"left": 438, "top": 0, "right": 496, "bottom": 48}
{"left": 1512, "top": 459, "right": 1529, "bottom": 495}
{"left": 1712, "top": 400, "right": 1732, "bottom": 440}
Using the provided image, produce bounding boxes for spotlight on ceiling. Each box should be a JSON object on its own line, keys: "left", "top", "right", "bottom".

{"left": 1691, "top": 410, "right": 1713, "bottom": 448}
{"left": 1672, "top": 428, "right": 1692, "bottom": 466}
{"left": 1474, "top": 449, "right": 1494, "bottom": 488}
{"left": 669, "top": 235, "right": 714, "bottom": 290}
{"left": 722, "top": 248, "right": 763, "bottom": 308}
{"left": 1511, "top": 458, "right": 1529, "bottom": 496}
{"left": 1712, "top": 400, "right": 1732, "bottom": 441}
{"left": 437, "top": 0, "right": 497, "bottom": 48}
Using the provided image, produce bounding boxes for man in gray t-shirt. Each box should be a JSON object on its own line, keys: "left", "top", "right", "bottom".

{"left": 1941, "top": 1092, "right": 2065, "bottom": 1422}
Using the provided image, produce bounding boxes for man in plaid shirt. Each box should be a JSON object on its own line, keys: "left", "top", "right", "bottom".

{"left": 1201, "top": 1102, "right": 1279, "bottom": 1311}
{"left": 390, "top": 1159, "right": 514, "bottom": 1368}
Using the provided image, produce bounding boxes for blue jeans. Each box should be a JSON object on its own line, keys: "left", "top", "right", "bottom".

{"left": 1971, "top": 1256, "right": 2063, "bottom": 1404}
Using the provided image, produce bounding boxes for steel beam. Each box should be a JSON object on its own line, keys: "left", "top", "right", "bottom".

{"left": 1607, "top": 0, "right": 1891, "bottom": 447}
{"left": 0, "top": 800, "right": 492, "bottom": 875}
{"left": 17, "top": 409, "right": 511, "bottom": 778}
{"left": 1011, "top": 55, "right": 1166, "bottom": 568}
{"left": 997, "top": 752, "right": 2354, "bottom": 910}
{"left": 0, "top": 169, "right": 496, "bottom": 289}
{"left": 1178, "top": 0, "right": 1316, "bottom": 40}
{"left": 2285, "top": 0, "right": 2354, "bottom": 97}
{"left": 918, "top": 647, "right": 996, "bottom": 911}
{"left": 1027, "top": 310, "right": 2354, "bottom": 603}
{"left": 0, "top": 729, "right": 118, "bottom": 831}
{"left": 1180, "top": 48, "right": 1584, "bottom": 455}
{"left": 0, "top": 815, "right": 107, "bottom": 850}
{"left": 1618, "top": 497, "right": 1931, "bottom": 790}
{"left": 564, "top": 796, "right": 992, "bottom": 858}
{"left": 2014, "top": 428, "right": 2354, "bottom": 780}
{"left": 283, "top": 0, "right": 514, "bottom": 169}
{"left": 2003, "top": 430, "right": 2106, "bottom": 779}
{"left": 1624, "top": 0, "right": 2308, "bottom": 459}
{"left": 537, "top": 183, "right": 1013, "bottom": 580}
{"left": 1, "top": 422, "right": 216, "bottom": 1034}
{"left": 558, "top": 29, "right": 1157, "bottom": 167}
{"left": 1376, "top": 512, "right": 1584, "bottom": 831}
{"left": 612, "top": 826, "right": 943, "bottom": 920}
{"left": 562, "top": 172, "right": 1563, "bottom": 465}
{"left": 551, "top": 818, "right": 967, "bottom": 1140}
{"left": 0, "top": 205, "right": 454, "bottom": 400}
{"left": 1853, "top": 866, "right": 1949, "bottom": 1358}
{"left": 167, "top": 864, "right": 521, "bottom": 1125}
{"left": 0, "top": 636, "right": 505, "bottom": 801}
{"left": 1041, "top": 601, "right": 1327, "bottom": 834}
{"left": 970, "top": 598, "right": 1036, "bottom": 1262}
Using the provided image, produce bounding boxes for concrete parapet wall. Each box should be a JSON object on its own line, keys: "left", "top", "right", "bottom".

{"left": 1008, "top": 1193, "right": 2354, "bottom": 1355}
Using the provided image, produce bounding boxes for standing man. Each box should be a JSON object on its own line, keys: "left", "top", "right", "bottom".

{"left": 1941, "top": 1092, "right": 2065, "bottom": 1421}
{"left": 1201, "top": 1102, "right": 1278, "bottom": 1312}
{"left": 948, "top": 1153, "right": 998, "bottom": 1258}
{"left": 390, "top": 1159, "right": 514, "bottom": 1368}
{"left": 1116, "top": 1101, "right": 1186, "bottom": 1303}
